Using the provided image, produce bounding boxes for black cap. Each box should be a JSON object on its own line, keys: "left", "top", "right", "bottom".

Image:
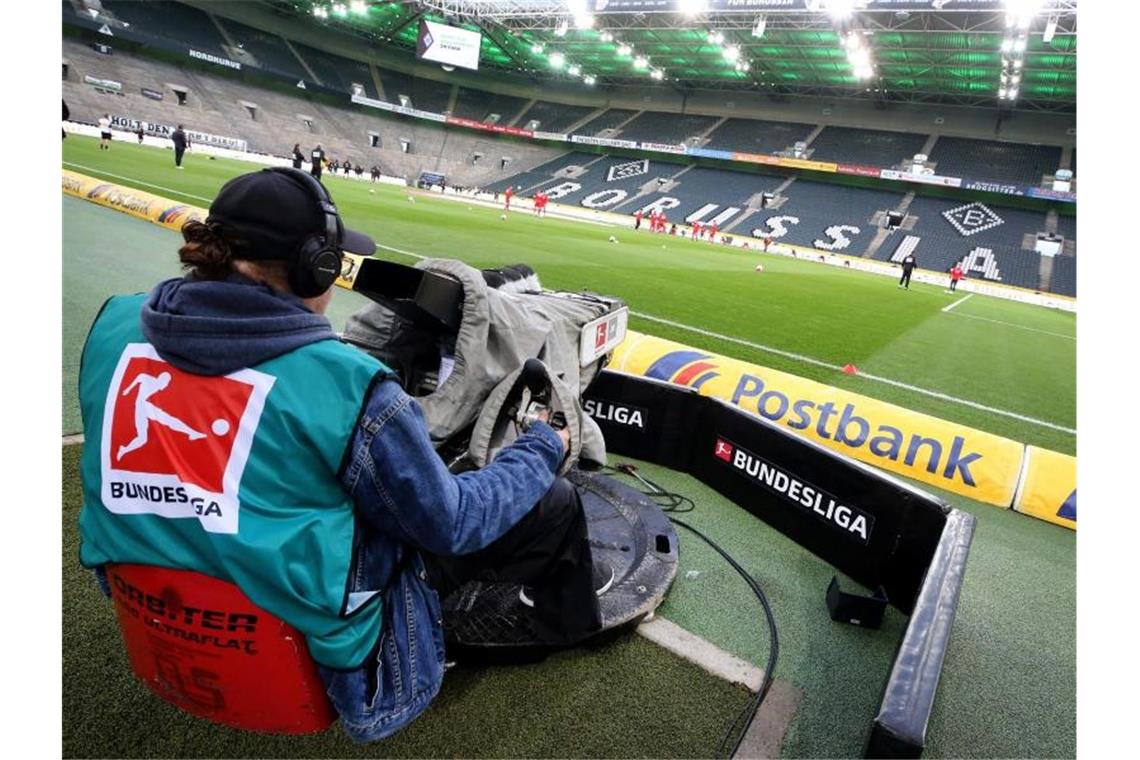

{"left": 206, "top": 168, "right": 375, "bottom": 261}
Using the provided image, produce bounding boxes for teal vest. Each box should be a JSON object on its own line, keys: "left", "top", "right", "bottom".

{"left": 78, "top": 294, "right": 389, "bottom": 669}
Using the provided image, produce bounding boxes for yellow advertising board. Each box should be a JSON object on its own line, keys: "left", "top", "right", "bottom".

{"left": 62, "top": 170, "right": 205, "bottom": 231}
{"left": 611, "top": 331, "right": 1024, "bottom": 507}
{"left": 1013, "top": 446, "right": 1076, "bottom": 529}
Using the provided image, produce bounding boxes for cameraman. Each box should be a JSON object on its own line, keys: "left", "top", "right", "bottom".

{"left": 76, "top": 168, "right": 607, "bottom": 742}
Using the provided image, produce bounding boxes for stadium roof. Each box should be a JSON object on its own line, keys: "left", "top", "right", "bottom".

{"left": 261, "top": 1, "right": 1076, "bottom": 112}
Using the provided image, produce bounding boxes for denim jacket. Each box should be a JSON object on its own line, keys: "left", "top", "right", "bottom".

{"left": 326, "top": 377, "right": 563, "bottom": 741}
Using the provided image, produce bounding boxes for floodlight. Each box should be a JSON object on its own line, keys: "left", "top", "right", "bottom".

{"left": 1043, "top": 15, "right": 1058, "bottom": 43}
{"left": 349, "top": 0, "right": 366, "bottom": 14}
{"left": 708, "top": 31, "right": 724, "bottom": 45}
{"left": 1009, "top": 87, "right": 1019, "bottom": 98}
{"left": 532, "top": 43, "right": 544, "bottom": 54}
{"left": 1001, "top": 38, "right": 1013, "bottom": 53}
{"left": 723, "top": 45, "right": 741, "bottom": 62}
{"left": 549, "top": 51, "right": 566, "bottom": 69}
{"left": 600, "top": 31, "right": 614, "bottom": 42}
{"left": 848, "top": 47, "right": 870, "bottom": 67}
{"left": 584, "top": 75, "right": 596, "bottom": 85}
{"left": 617, "top": 43, "right": 632, "bottom": 56}
{"left": 575, "top": 13, "right": 595, "bottom": 30}
{"left": 1014, "top": 58, "right": 1023, "bottom": 69}
{"left": 1013, "top": 36, "right": 1026, "bottom": 52}
{"left": 854, "top": 64, "right": 873, "bottom": 79}
{"left": 634, "top": 55, "right": 649, "bottom": 69}
{"left": 332, "top": 3, "right": 347, "bottom": 16}
{"left": 568, "top": 64, "right": 581, "bottom": 76}
{"left": 1011, "top": 73, "right": 1021, "bottom": 84}
{"left": 680, "top": 0, "right": 709, "bottom": 17}
{"left": 651, "top": 69, "right": 664, "bottom": 80}
{"left": 999, "top": 87, "right": 1007, "bottom": 98}
{"left": 752, "top": 16, "right": 767, "bottom": 38}
{"left": 555, "top": 19, "right": 569, "bottom": 37}
{"left": 825, "top": 0, "right": 858, "bottom": 20}
{"left": 736, "top": 61, "right": 751, "bottom": 72}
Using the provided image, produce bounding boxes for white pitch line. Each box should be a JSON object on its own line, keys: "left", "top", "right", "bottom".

{"left": 62, "top": 434, "right": 85, "bottom": 446}
{"left": 63, "top": 162, "right": 216, "bottom": 204}
{"left": 638, "top": 616, "right": 764, "bottom": 693}
{"left": 947, "top": 311, "right": 1076, "bottom": 340}
{"left": 941, "top": 293, "right": 973, "bottom": 313}
{"left": 631, "top": 312, "right": 1076, "bottom": 435}
{"left": 69, "top": 173, "right": 1074, "bottom": 436}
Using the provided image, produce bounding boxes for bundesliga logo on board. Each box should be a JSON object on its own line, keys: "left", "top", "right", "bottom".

{"left": 100, "top": 344, "right": 275, "bottom": 534}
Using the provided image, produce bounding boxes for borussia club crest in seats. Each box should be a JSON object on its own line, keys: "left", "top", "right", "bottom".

{"left": 607, "top": 159, "right": 649, "bottom": 182}
{"left": 942, "top": 202, "right": 1004, "bottom": 237}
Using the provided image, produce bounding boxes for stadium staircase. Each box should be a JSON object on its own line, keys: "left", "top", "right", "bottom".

{"left": 368, "top": 64, "right": 387, "bottom": 102}
{"left": 509, "top": 99, "right": 538, "bottom": 128}
{"left": 801, "top": 124, "right": 826, "bottom": 150}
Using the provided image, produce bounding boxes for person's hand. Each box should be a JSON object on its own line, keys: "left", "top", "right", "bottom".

{"left": 556, "top": 427, "right": 571, "bottom": 455}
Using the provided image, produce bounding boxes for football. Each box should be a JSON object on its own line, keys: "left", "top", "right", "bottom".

{"left": 608, "top": 235, "right": 618, "bottom": 243}
{"left": 501, "top": 214, "right": 508, "bottom": 220}
{"left": 755, "top": 264, "right": 764, "bottom": 272}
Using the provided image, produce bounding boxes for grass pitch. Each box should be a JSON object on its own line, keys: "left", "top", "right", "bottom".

{"left": 63, "top": 136, "right": 1075, "bottom": 454}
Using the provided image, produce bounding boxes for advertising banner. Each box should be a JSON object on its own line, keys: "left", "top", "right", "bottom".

{"left": 1013, "top": 447, "right": 1076, "bottom": 529}
{"left": 417, "top": 19, "right": 481, "bottom": 71}
{"left": 962, "top": 179, "right": 1021, "bottom": 195}
{"left": 444, "top": 116, "right": 533, "bottom": 138}
{"left": 881, "top": 169, "right": 963, "bottom": 188}
{"left": 532, "top": 131, "right": 569, "bottom": 142}
{"left": 638, "top": 141, "right": 688, "bottom": 155}
{"left": 350, "top": 93, "right": 447, "bottom": 123}
{"left": 140, "top": 87, "right": 164, "bottom": 101}
{"left": 609, "top": 330, "right": 1024, "bottom": 506}
{"left": 731, "top": 151, "right": 782, "bottom": 166}
{"left": 688, "top": 147, "right": 735, "bottom": 161}
{"left": 1026, "top": 186, "right": 1077, "bottom": 203}
{"left": 62, "top": 170, "right": 204, "bottom": 231}
{"left": 83, "top": 74, "right": 122, "bottom": 93}
{"left": 838, "top": 163, "right": 883, "bottom": 178}
{"left": 779, "top": 157, "right": 840, "bottom": 173}
{"left": 571, "top": 134, "right": 639, "bottom": 149}
{"left": 109, "top": 116, "right": 248, "bottom": 152}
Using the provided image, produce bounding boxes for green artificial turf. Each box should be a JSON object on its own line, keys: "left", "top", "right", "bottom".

{"left": 61, "top": 445, "right": 752, "bottom": 759}
{"left": 62, "top": 136, "right": 1076, "bottom": 454}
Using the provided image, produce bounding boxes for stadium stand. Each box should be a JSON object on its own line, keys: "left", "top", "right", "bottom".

{"left": 702, "top": 118, "right": 815, "bottom": 154}
{"left": 528, "top": 152, "right": 601, "bottom": 174}
{"left": 807, "top": 126, "right": 929, "bottom": 168}
{"left": 375, "top": 66, "right": 415, "bottom": 104}
{"left": 410, "top": 76, "right": 453, "bottom": 115}
{"left": 99, "top": 1, "right": 228, "bottom": 58}
{"left": 290, "top": 42, "right": 378, "bottom": 98}
{"left": 517, "top": 101, "right": 597, "bottom": 133}
{"left": 214, "top": 17, "right": 308, "bottom": 81}
{"left": 870, "top": 195, "right": 1057, "bottom": 291}
{"left": 61, "top": 39, "right": 563, "bottom": 187}
{"left": 452, "top": 87, "right": 530, "bottom": 123}
{"left": 620, "top": 167, "right": 785, "bottom": 228}
{"left": 927, "top": 137, "right": 1062, "bottom": 186}
{"left": 749, "top": 180, "right": 905, "bottom": 253}
{"left": 575, "top": 108, "right": 639, "bottom": 135}
{"left": 616, "top": 112, "right": 722, "bottom": 145}
{"left": 1050, "top": 255, "right": 1077, "bottom": 297}
{"left": 516, "top": 155, "right": 680, "bottom": 210}
{"left": 1056, "top": 213, "right": 1076, "bottom": 242}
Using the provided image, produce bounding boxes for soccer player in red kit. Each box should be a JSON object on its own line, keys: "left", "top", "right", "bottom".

{"left": 708, "top": 222, "right": 718, "bottom": 243}
{"left": 691, "top": 221, "right": 701, "bottom": 240}
{"left": 504, "top": 186, "right": 514, "bottom": 211}
{"left": 634, "top": 209, "right": 643, "bottom": 230}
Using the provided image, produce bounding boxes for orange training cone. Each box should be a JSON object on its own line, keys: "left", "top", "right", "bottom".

{"left": 842, "top": 364, "right": 858, "bottom": 375}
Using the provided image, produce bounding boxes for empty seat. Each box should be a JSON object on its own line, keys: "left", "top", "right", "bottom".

{"left": 807, "top": 126, "right": 929, "bottom": 168}
{"left": 518, "top": 101, "right": 597, "bottom": 133}
{"left": 574, "top": 109, "right": 638, "bottom": 136}
{"left": 927, "top": 137, "right": 1062, "bottom": 186}
{"left": 703, "top": 118, "right": 815, "bottom": 154}
{"left": 616, "top": 112, "right": 721, "bottom": 145}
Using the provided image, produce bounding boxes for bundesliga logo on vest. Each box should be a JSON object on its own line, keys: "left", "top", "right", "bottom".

{"left": 100, "top": 343, "right": 275, "bottom": 534}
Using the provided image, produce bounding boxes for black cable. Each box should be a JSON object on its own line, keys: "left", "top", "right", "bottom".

{"left": 605, "top": 462, "right": 779, "bottom": 759}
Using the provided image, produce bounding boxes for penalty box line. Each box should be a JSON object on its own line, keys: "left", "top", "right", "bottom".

{"left": 376, "top": 243, "right": 1075, "bottom": 437}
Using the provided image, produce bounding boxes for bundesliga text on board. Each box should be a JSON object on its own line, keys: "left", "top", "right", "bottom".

{"left": 713, "top": 437, "right": 874, "bottom": 543}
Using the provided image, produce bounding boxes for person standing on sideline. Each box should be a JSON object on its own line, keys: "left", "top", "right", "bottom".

{"left": 136, "top": 126, "right": 145, "bottom": 144}
{"left": 291, "top": 143, "right": 304, "bottom": 169}
{"left": 310, "top": 144, "right": 325, "bottom": 180}
{"left": 634, "top": 209, "right": 643, "bottom": 230}
{"left": 898, "top": 252, "right": 917, "bottom": 289}
{"left": 63, "top": 100, "right": 69, "bottom": 140}
{"left": 948, "top": 263, "right": 964, "bottom": 293}
{"left": 98, "top": 113, "right": 112, "bottom": 150}
{"left": 171, "top": 125, "right": 188, "bottom": 169}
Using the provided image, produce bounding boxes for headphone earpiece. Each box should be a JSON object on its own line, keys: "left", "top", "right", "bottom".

{"left": 266, "top": 167, "right": 344, "bottom": 298}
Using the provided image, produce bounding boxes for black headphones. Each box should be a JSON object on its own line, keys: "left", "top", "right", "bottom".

{"left": 265, "top": 167, "right": 344, "bottom": 298}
